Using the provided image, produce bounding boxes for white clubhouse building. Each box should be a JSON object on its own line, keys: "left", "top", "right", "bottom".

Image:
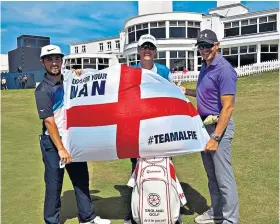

{"left": 63, "top": 1, "right": 279, "bottom": 72}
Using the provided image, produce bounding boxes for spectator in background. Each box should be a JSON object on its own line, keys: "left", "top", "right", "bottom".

{"left": 1, "top": 76, "right": 8, "bottom": 90}
{"left": 18, "top": 75, "right": 23, "bottom": 89}
{"left": 23, "top": 74, "right": 28, "bottom": 89}
{"left": 171, "top": 67, "right": 175, "bottom": 74}
{"left": 13, "top": 76, "right": 18, "bottom": 88}
{"left": 183, "top": 67, "right": 188, "bottom": 75}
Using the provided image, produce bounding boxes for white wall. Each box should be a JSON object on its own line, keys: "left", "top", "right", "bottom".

{"left": 201, "top": 15, "right": 224, "bottom": 40}
{"left": 125, "top": 12, "right": 203, "bottom": 28}
{"left": 210, "top": 5, "right": 248, "bottom": 17}
{"left": 220, "top": 32, "right": 279, "bottom": 46}
{"left": 138, "top": 1, "right": 172, "bottom": 16}
{"left": 217, "top": 1, "right": 240, "bottom": 7}
{"left": 119, "top": 31, "right": 126, "bottom": 54}
{"left": 70, "top": 37, "right": 120, "bottom": 55}
{"left": 0, "top": 54, "right": 9, "bottom": 72}
{"left": 277, "top": 12, "right": 280, "bottom": 33}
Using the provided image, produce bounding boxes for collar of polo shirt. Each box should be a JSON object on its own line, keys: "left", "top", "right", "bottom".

{"left": 44, "top": 73, "right": 64, "bottom": 86}
{"left": 202, "top": 53, "right": 223, "bottom": 67}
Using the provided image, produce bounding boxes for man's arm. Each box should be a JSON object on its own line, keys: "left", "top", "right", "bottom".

{"left": 179, "top": 85, "right": 196, "bottom": 97}
{"left": 35, "top": 90, "right": 71, "bottom": 164}
{"left": 214, "top": 66, "right": 237, "bottom": 136}
{"left": 213, "top": 95, "right": 234, "bottom": 137}
{"left": 44, "top": 117, "right": 71, "bottom": 164}
{"left": 63, "top": 68, "right": 98, "bottom": 80}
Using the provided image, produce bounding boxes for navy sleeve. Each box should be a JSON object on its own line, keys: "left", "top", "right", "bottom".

{"left": 218, "top": 65, "right": 237, "bottom": 96}
{"left": 35, "top": 90, "right": 53, "bottom": 119}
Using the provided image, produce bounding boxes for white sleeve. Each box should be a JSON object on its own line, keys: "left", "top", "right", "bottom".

{"left": 168, "top": 72, "right": 173, "bottom": 83}
{"left": 168, "top": 71, "right": 178, "bottom": 86}
{"left": 62, "top": 69, "right": 72, "bottom": 82}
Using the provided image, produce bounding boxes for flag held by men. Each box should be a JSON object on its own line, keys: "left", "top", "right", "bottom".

{"left": 62, "top": 64, "right": 209, "bottom": 162}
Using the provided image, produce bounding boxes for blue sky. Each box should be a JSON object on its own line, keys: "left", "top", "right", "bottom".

{"left": 1, "top": 1, "right": 279, "bottom": 55}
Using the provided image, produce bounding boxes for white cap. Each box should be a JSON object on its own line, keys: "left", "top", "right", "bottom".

{"left": 137, "top": 34, "right": 157, "bottom": 48}
{"left": 40, "top": 44, "right": 64, "bottom": 58}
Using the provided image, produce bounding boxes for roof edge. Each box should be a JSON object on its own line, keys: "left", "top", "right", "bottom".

{"left": 209, "top": 3, "right": 249, "bottom": 12}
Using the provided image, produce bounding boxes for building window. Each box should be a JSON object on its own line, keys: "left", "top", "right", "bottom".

{"left": 224, "top": 21, "right": 240, "bottom": 37}
{"left": 99, "top": 43, "right": 103, "bottom": 51}
{"left": 97, "top": 58, "right": 109, "bottom": 70}
{"left": 197, "top": 50, "right": 202, "bottom": 71}
{"left": 64, "top": 59, "right": 70, "bottom": 70}
{"left": 74, "top": 46, "right": 78, "bottom": 54}
{"left": 169, "top": 21, "right": 186, "bottom": 38}
{"left": 69, "top": 58, "right": 82, "bottom": 69}
{"left": 118, "top": 55, "right": 127, "bottom": 64}
{"left": 261, "top": 44, "right": 278, "bottom": 62}
{"left": 154, "top": 51, "right": 166, "bottom": 65}
{"left": 170, "top": 50, "right": 186, "bottom": 71}
{"left": 259, "top": 14, "right": 277, "bottom": 33}
{"left": 150, "top": 21, "right": 166, "bottom": 39}
{"left": 188, "top": 51, "right": 194, "bottom": 71}
{"left": 83, "top": 58, "right": 96, "bottom": 69}
{"left": 187, "top": 21, "right": 200, "bottom": 38}
{"left": 241, "top": 18, "right": 257, "bottom": 35}
{"left": 223, "top": 47, "right": 239, "bottom": 67}
{"left": 239, "top": 45, "right": 257, "bottom": 66}
{"left": 135, "top": 23, "right": 149, "bottom": 41}
{"left": 82, "top": 45, "right": 86, "bottom": 53}
{"left": 115, "top": 40, "right": 120, "bottom": 49}
{"left": 128, "top": 54, "right": 138, "bottom": 66}
{"left": 128, "top": 26, "right": 136, "bottom": 44}
{"left": 107, "top": 42, "right": 111, "bottom": 51}
{"left": 222, "top": 48, "right": 230, "bottom": 55}
{"left": 127, "top": 26, "right": 135, "bottom": 44}
{"left": 240, "top": 46, "right": 248, "bottom": 54}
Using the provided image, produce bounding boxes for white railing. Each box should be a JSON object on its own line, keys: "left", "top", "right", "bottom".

{"left": 172, "top": 71, "right": 199, "bottom": 83}
{"left": 173, "top": 59, "right": 280, "bottom": 83}
{"left": 236, "top": 60, "right": 280, "bottom": 77}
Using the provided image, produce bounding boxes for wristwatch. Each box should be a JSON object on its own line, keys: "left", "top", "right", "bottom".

{"left": 210, "top": 133, "right": 222, "bottom": 142}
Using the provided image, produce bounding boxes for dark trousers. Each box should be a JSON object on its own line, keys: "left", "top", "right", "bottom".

{"left": 40, "top": 135, "right": 96, "bottom": 224}
{"left": 130, "top": 158, "right": 137, "bottom": 174}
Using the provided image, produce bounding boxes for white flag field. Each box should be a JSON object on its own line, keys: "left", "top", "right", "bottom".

{"left": 62, "top": 64, "right": 210, "bottom": 162}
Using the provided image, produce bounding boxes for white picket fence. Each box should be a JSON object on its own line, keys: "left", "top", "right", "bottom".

{"left": 173, "top": 59, "right": 280, "bottom": 83}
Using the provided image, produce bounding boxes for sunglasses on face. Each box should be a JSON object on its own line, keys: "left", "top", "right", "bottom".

{"left": 197, "top": 43, "right": 215, "bottom": 50}
{"left": 141, "top": 44, "right": 156, "bottom": 51}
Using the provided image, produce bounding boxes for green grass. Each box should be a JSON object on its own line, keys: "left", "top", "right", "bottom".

{"left": 2, "top": 70, "right": 279, "bottom": 224}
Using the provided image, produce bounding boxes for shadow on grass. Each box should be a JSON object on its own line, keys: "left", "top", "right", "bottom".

{"left": 179, "top": 182, "right": 210, "bottom": 216}
{"left": 60, "top": 183, "right": 209, "bottom": 223}
{"left": 60, "top": 185, "right": 131, "bottom": 223}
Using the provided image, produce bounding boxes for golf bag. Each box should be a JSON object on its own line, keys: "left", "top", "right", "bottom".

{"left": 128, "top": 158, "right": 186, "bottom": 224}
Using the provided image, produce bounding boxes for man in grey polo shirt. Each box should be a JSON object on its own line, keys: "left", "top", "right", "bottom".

{"left": 180, "top": 29, "right": 239, "bottom": 224}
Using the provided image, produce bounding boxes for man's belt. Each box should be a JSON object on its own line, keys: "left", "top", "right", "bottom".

{"left": 201, "top": 115, "right": 219, "bottom": 125}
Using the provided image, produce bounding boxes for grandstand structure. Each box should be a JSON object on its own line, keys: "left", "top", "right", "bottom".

{"left": 67, "top": 0, "right": 279, "bottom": 72}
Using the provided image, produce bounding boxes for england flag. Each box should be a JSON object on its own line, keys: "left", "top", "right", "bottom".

{"left": 62, "top": 64, "right": 209, "bottom": 162}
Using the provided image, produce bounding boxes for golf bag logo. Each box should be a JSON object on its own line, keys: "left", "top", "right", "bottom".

{"left": 147, "top": 193, "right": 161, "bottom": 207}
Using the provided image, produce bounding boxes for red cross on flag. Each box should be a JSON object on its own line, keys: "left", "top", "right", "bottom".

{"left": 62, "top": 64, "right": 209, "bottom": 162}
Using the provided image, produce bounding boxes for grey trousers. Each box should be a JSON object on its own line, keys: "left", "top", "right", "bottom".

{"left": 201, "top": 119, "right": 239, "bottom": 224}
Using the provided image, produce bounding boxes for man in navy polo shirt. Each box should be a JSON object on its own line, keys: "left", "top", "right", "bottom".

{"left": 35, "top": 45, "right": 111, "bottom": 224}
{"left": 180, "top": 30, "right": 239, "bottom": 224}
